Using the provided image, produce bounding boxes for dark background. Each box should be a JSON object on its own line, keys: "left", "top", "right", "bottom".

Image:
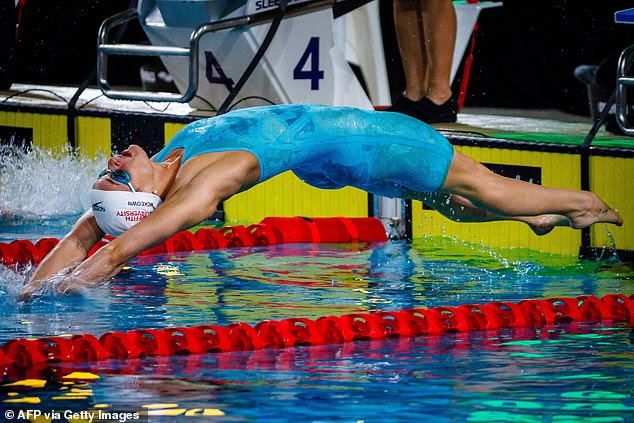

{"left": 2, "top": 0, "right": 634, "bottom": 116}
{"left": 0, "top": 0, "right": 146, "bottom": 89}
{"left": 381, "top": 0, "right": 634, "bottom": 115}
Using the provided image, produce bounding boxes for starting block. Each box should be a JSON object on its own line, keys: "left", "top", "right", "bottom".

{"left": 98, "top": 0, "right": 375, "bottom": 110}
{"left": 97, "top": 0, "right": 501, "bottom": 112}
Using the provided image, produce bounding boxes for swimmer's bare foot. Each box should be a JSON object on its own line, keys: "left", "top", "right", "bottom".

{"left": 525, "top": 214, "right": 571, "bottom": 236}
{"left": 568, "top": 193, "right": 623, "bottom": 229}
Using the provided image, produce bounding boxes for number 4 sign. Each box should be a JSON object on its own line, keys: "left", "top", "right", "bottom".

{"left": 293, "top": 37, "right": 324, "bottom": 90}
{"left": 194, "top": 8, "right": 371, "bottom": 109}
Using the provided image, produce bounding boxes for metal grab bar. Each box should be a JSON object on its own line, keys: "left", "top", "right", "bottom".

{"left": 97, "top": 9, "right": 192, "bottom": 102}
{"left": 97, "top": 8, "right": 249, "bottom": 103}
{"left": 97, "top": 0, "right": 338, "bottom": 103}
{"left": 99, "top": 44, "right": 190, "bottom": 56}
{"left": 616, "top": 44, "right": 634, "bottom": 136}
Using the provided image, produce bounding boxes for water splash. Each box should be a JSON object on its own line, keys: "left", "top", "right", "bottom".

{"left": 0, "top": 261, "right": 106, "bottom": 307}
{"left": 0, "top": 264, "right": 30, "bottom": 297}
{"left": 0, "top": 144, "right": 105, "bottom": 220}
{"left": 600, "top": 225, "right": 621, "bottom": 261}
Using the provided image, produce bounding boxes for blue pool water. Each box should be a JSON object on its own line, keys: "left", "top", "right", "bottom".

{"left": 1, "top": 147, "right": 633, "bottom": 421}
{"left": 0, "top": 231, "right": 633, "bottom": 422}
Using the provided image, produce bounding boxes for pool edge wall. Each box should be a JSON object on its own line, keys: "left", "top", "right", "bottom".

{"left": 411, "top": 136, "right": 634, "bottom": 256}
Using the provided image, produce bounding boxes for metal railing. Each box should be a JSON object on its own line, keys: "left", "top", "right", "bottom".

{"left": 616, "top": 44, "right": 634, "bottom": 136}
{"left": 97, "top": 0, "right": 339, "bottom": 104}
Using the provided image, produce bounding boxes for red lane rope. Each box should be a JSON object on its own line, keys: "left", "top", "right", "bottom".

{"left": 2, "top": 217, "right": 632, "bottom": 375}
{"left": 0, "top": 217, "right": 388, "bottom": 266}
{"left": 1, "top": 294, "right": 632, "bottom": 369}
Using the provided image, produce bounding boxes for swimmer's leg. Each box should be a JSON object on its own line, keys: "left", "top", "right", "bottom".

{"left": 437, "top": 149, "right": 622, "bottom": 229}
{"left": 414, "top": 192, "right": 570, "bottom": 235}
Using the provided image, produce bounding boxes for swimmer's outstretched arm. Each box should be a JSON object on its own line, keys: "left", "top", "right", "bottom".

{"left": 65, "top": 192, "right": 223, "bottom": 290}
{"left": 21, "top": 189, "right": 223, "bottom": 298}
{"left": 22, "top": 153, "right": 252, "bottom": 297}
{"left": 26, "top": 210, "right": 103, "bottom": 285}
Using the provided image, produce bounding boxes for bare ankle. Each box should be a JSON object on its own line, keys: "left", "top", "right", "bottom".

{"left": 526, "top": 214, "right": 570, "bottom": 236}
{"left": 568, "top": 192, "right": 623, "bottom": 229}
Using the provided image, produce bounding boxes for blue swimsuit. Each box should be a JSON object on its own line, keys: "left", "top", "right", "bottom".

{"left": 152, "top": 104, "right": 454, "bottom": 198}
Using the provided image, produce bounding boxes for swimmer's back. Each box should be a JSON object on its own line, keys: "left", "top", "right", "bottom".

{"left": 153, "top": 104, "right": 454, "bottom": 194}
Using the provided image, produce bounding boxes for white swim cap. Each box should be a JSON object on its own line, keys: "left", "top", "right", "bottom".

{"left": 91, "top": 189, "right": 162, "bottom": 236}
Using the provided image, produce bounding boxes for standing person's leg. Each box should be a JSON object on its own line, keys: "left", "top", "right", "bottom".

{"left": 393, "top": 0, "right": 426, "bottom": 101}
{"left": 390, "top": 0, "right": 458, "bottom": 123}
{"left": 420, "top": 0, "right": 456, "bottom": 106}
{"left": 438, "top": 149, "right": 622, "bottom": 229}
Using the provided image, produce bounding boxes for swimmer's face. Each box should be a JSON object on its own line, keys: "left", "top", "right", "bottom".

{"left": 98, "top": 169, "right": 135, "bottom": 192}
{"left": 93, "top": 145, "right": 154, "bottom": 192}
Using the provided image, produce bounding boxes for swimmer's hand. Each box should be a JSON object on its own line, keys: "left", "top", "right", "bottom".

{"left": 0, "top": 207, "right": 16, "bottom": 221}
{"left": 19, "top": 279, "right": 44, "bottom": 301}
{"left": 20, "top": 264, "right": 98, "bottom": 301}
{"left": 20, "top": 276, "right": 93, "bottom": 301}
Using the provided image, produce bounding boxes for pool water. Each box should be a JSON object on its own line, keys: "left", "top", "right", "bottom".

{"left": 0, "top": 234, "right": 633, "bottom": 422}
{"left": 1, "top": 146, "right": 633, "bottom": 421}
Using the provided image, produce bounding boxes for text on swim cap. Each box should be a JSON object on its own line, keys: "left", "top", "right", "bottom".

{"left": 116, "top": 210, "right": 152, "bottom": 222}
{"left": 127, "top": 200, "right": 155, "bottom": 207}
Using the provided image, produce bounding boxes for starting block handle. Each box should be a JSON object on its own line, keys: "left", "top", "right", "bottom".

{"left": 97, "top": 0, "right": 337, "bottom": 104}
{"left": 97, "top": 9, "right": 253, "bottom": 103}
{"left": 616, "top": 44, "right": 634, "bottom": 136}
{"left": 97, "top": 8, "right": 199, "bottom": 103}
